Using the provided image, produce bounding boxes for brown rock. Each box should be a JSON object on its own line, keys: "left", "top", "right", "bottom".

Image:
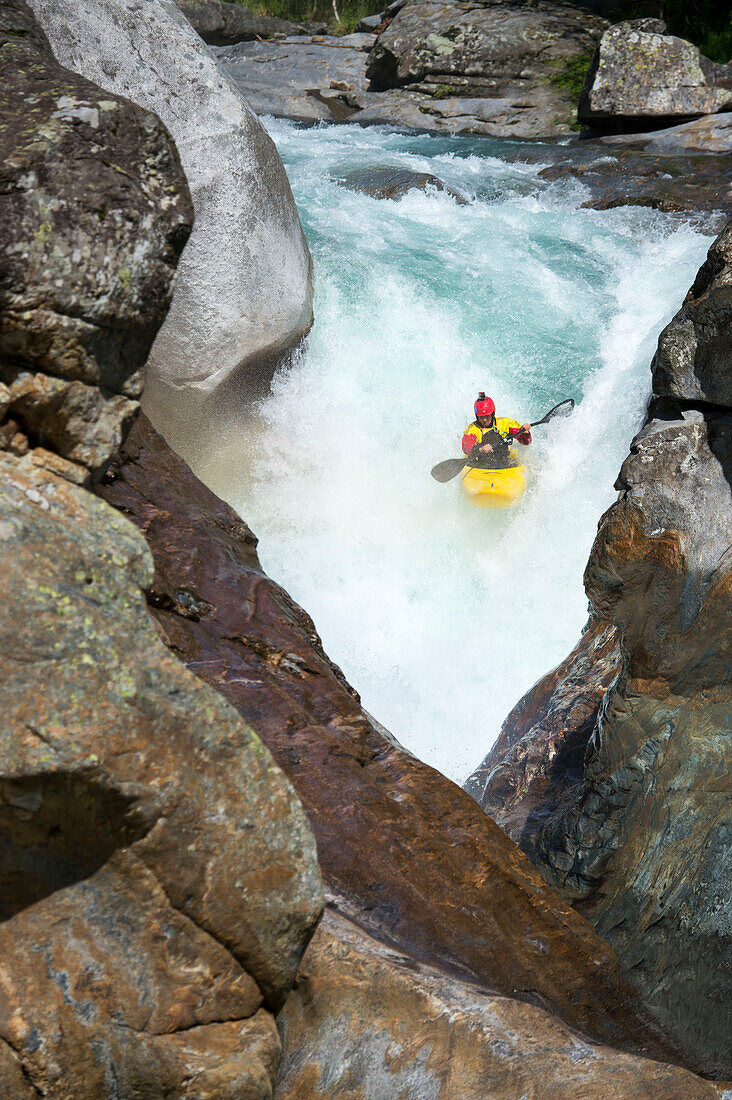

{"left": 0, "top": 0, "right": 192, "bottom": 476}
{"left": 0, "top": 449, "right": 322, "bottom": 1093}
{"left": 276, "top": 906, "right": 727, "bottom": 1099}
{"left": 464, "top": 619, "right": 622, "bottom": 859}
{"left": 98, "top": 413, "right": 697, "bottom": 1071}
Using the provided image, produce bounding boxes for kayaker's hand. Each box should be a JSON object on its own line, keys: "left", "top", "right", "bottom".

{"left": 481, "top": 443, "right": 493, "bottom": 454}
{"left": 521, "top": 423, "right": 530, "bottom": 433}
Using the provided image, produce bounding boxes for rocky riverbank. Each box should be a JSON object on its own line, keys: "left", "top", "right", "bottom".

{"left": 211, "top": 8, "right": 732, "bottom": 222}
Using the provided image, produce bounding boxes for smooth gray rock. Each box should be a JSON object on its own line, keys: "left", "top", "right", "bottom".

{"left": 217, "top": 36, "right": 372, "bottom": 119}
{"left": 27, "top": 0, "right": 314, "bottom": 469}
{"left": 579, "top": 22, "right": 732, "bottom": 125}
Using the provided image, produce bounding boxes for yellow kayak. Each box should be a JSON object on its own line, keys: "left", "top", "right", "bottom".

{"left": 460, "top": 452, "right": 527, "bottom": 509}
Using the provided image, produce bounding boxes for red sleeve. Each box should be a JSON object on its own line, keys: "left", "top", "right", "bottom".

{"left": 462, "top": 433, "right": 477, "bottom": 455}
{"left": 517, "top": 430, "right": 531, "bottom": 445}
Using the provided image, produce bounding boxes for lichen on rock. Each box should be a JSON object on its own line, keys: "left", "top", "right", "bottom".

{"left": 0, "top": 0, "right": 193, "bottom": 480}
{"left": 0, "top": 447, "right": 323, "bottom": 1095}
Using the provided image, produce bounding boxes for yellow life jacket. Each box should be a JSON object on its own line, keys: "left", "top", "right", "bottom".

{"left": 462, "top": 417, "right": 523, "bottom": 450}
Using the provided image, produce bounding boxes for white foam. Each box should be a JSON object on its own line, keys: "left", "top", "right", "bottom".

{"left": 220, "top": 122, "right": 710, "bottom": 783}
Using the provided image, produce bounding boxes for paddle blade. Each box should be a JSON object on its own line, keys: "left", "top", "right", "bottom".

{"left": 530, "top": 398, "right": 575, "bottom": 427}
{"left": 431, "top": 457, "right": 467, "bottom": 483}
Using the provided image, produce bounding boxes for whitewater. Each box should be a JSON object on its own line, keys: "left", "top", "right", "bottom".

{"left": 212, "top": 120, "right": 711, "bottom": 784}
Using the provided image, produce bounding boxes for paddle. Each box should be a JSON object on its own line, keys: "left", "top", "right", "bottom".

{"left": 430, "top": 399, "right": 575, "bottom": 483}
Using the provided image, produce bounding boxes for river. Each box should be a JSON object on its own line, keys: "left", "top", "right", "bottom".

{"left": 213, "top": 119, "right": 710, "bottom": 783}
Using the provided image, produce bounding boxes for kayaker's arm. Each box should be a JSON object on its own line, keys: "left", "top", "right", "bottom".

{"left": 507, "top": 422, "right": 532, "bottom": 445}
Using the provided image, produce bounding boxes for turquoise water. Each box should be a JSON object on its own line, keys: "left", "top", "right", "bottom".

{"left": 219, "top": 121, "right": 710, "bottom": 783}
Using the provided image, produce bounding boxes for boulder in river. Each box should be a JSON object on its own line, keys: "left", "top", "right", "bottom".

{"left": 579, "top": 21, "right": 732, "bottom": 128}
{"left": 0, "top": 0, "right": 192, "bottom": 480}
{"left": 472, "top": 224, "right": 732, "bottom": 1078}
{"left": 340, "top": 165, "right": 469, "bottom": 202}
{"left": 28, "top": 0, "right": 314, "bottom": 470}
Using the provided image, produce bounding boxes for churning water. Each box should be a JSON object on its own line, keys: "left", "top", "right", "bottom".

{"left": 218, "top": 120, "right": 710, "bottom": 783}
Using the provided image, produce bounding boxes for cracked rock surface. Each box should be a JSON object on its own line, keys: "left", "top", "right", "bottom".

{"left": 276, "top": 905, "right": 728, "bottom": 1099}
{"left": 0, "top": 0, "right": 192, "bottom": 480}
{"left": 0, "top": 450, "right": 322, "bottom": 1096}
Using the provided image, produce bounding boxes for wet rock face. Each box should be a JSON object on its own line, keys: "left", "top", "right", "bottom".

{"left": 98, "top": 413, "right": 700, "bottom": 1072}
{"left": 579, "top": 21, "right": 732, "bottom": 127}
{"left": 0, "top": 0, "right": 192, "bottom": 480}
{"left": 0, "top": 449, "right": 322, "bottom": 1094}
{"left": 276, "top": 907, "right": 725, "bottom": 1100}
{"left": 653, "top": 224, "right": 732, "bottom": 405}
{"left": 340, "top": 165, "right": 469, "bottom": 202}
{"left": 464, "top": 620, "right": 622, "bottom": 859}
{"left": 28, "top": 0, "right": 314, "bottom": 469}
{"left": 366, "top": 0, "right": 607, "bottom": 137}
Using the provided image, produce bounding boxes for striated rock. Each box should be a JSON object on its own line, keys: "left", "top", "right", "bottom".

{"left": 276, "top": 906, "right": 728, "bottom": 1099}
{"left": 579, "top": 22, "right": 732, "bottom": 128}
{"left": 28, "top": 0, "right": 314, "bottom": 467}
{"left": 0, "top": 0, "right": 192, "bottom": 478}
{"left": 464, "top": 620, "right": 622, "bottom": 859}
{"left": 175, "top": 0, "right": 324, "bottom": 44}
{"left": 652, "top": 223, "right": 732, "bottom": 405}
{"left": 98, "top": 412, "right": 699, "bottom": 1071}
{"left": 474, "top": 225, "right": 732, "bottom": 1077}
{"left": 365, "top": 0, "right": 607, "bottom": 137}
{"left": 340, "top": 165, "right": 468, "bottom": 202}
{"left": 0, "top": 449, "right": 322, "bottom": 1094}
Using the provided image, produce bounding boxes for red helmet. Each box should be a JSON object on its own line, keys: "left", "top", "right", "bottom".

{"left": 474, "top": 393, "right": 495, "bottom": 419}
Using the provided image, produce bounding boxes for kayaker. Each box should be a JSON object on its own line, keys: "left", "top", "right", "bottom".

{"left": 462, "top": 393, "right": 531, "bottom": 466}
